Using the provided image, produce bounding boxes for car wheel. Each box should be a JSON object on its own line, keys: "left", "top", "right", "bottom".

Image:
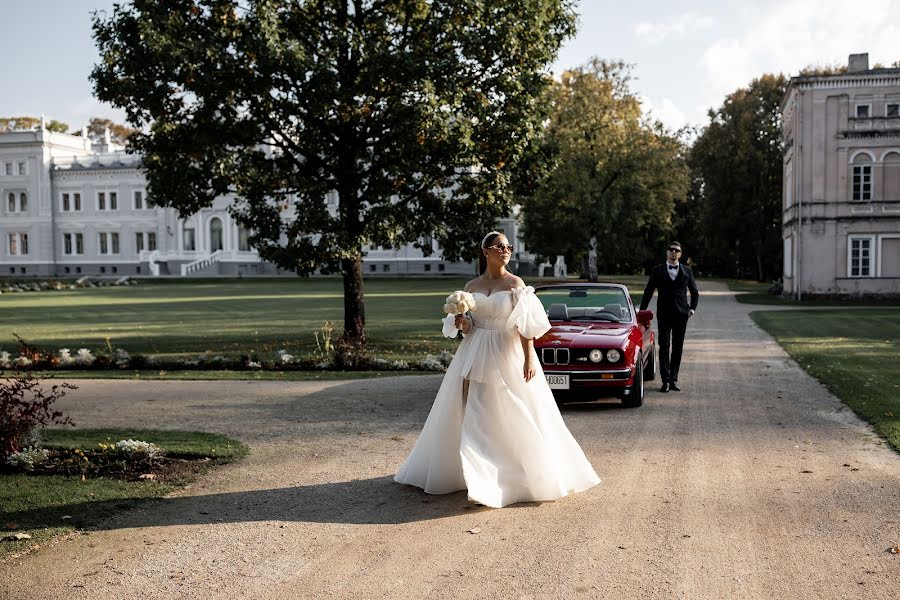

{"left": 643, "top": 343, "right": 657, "bottom": 381}
{"left": 622, "top": 353, "right": 644, "bottom": 408}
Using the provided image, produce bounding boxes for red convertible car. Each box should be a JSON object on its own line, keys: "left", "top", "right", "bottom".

{"left": 533, "top": 283, "right": 656, "bottom": 408}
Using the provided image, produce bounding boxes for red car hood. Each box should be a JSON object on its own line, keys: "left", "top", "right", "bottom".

{"left": 538, "top": 322, "right": 632, "bottom": 347}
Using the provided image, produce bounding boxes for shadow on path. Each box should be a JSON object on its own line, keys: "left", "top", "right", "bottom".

{"left": 7, "top": 476, "right": 484, "bottom": 533}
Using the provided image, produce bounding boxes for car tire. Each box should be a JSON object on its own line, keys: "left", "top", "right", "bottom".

{"left": 643, "top": 343, "right": 657, "bottom": 381}
{"left": 622, "top": 353, "right": 644, "bottom": 408}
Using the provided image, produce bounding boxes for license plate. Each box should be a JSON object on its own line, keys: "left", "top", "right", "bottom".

{"left": 545, "top": 374, "right": 570, "bottom": 389}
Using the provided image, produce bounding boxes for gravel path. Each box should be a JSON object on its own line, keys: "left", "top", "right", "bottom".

{"left": 2, "top": 281, "right": 898, "bottom": 599}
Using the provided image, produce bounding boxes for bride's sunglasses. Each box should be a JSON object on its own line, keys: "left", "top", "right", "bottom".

{"left": 487, "top": 244, "right": 514, "bottom": 253}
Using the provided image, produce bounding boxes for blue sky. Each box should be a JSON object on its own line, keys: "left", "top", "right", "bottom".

{"left": 2, "top": 0, "right": 899, "bottom": 132}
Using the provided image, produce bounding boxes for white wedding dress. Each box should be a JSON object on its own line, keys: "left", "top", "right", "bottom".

{"left": 395, "top": 286, "right": 600, "bottom": 508}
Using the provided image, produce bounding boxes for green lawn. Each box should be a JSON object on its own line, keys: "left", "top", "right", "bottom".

{"left": 0, "top": 276, "right": 650, "bottom": 364}
{"left": 1, "top": 429, "right": 248, "bottom": 556}
{"left": 751, "top": 309, "right": 900, "bottom": 452}
{"left": 0, "top": 277, "right": 469, "bottom": 362}
{"left": 729, "top": 279, "right": 900, "bottom": 306}
{"left": 44, "top": 369, "right": 436, "bottom": 381}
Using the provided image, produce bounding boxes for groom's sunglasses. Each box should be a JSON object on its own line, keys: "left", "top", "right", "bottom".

{"left": 488, "top": 244, "right": 514, "bottom": 252}
{"left": 668, "top": 247, "right": 682, "bottom": 253}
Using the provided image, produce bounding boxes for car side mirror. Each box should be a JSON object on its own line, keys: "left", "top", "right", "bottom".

{"left": 637, "top": 310, "right": 654, "bottom": 327}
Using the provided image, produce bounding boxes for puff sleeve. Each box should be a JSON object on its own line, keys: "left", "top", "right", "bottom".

{"left": 506, "top": 286, "right": 551, "bottom": 339}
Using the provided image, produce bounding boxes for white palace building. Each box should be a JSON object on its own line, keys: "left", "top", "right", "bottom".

{"left": 0, "top": 124, "right": 541, "bottom": 278}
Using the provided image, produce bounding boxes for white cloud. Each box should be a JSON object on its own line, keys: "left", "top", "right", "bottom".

{"left": 634, "top": 12, "right": 715, "bottom": 42}
{"left": 640, "top": 95, "right": 689, "bottom": 132}
{"left": 700, "top": 0, "right": 900, "bottom": 112}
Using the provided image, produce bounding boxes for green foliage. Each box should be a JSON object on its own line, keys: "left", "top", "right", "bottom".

{"left": 751, "top": 309, "right": 900, "bottom": 452}
{"left": 45, "top": 120, "right": 69, "bottom": 134}
{"left": 0, "top": 116, "right": 67, "bottom": 133}
{"left": 90, "top": 0, "right": 576, "bottom": 340}
{"left": 687, "top": 74, "right": 787, "bottom": 280}
{"left": 521, "top": 59, "right": 690, "bottom": 278}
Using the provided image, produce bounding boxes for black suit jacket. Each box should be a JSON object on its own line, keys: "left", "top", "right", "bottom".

{"left": 639, "top": 263, "right": 699, "bottom": 324}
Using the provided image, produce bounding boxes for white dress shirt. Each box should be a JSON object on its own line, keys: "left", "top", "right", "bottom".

{"left": 666, "top": 261, "right": 680, "bottom": 281}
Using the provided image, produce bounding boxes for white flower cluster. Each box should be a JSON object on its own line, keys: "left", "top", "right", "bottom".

{"left": 277, "top": 350, "right": 295, "bottom": 364}
{"left": 58, "top": 348, "right": 75, "bottom": 366}
{"left": 443, "top": 291, "right": 476, "bottom": 315}
{"left": 14, "top": 356, "right": 32, "bottom": 367}
{"left": 416, "top": 350, "right": 455, "bottom": 372}
{"left": 114, "top": 439, "right": 162, "bottom": 459}
{"left": 5, "top": 447, "right": 50, "bottom": 470}
{"left": 75, "top": 348, "right": 95, "bottom": 366}
{"left": 372, "top": 357, "right": 410, "bottom": 370}
{"left": 113, "top": 348, "right": 130, "bottom": 367}
{"left": 0, "top": 350, "right": 10, "bottom": 368}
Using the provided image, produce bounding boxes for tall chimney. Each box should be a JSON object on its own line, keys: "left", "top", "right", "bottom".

{"left": 848, "top": 53, "right": 869, "bottom": 73}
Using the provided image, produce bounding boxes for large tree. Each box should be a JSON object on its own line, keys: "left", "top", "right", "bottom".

{"left": 689, "top": 73, "right": 786, "bottom": 281}
{"left": 91, "top": 0, "right": 575, "bottom": 344}
{"left": 522, "top": 59, "right": 689, "bottom": 279}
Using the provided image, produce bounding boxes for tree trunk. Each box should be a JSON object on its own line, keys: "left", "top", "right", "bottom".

{"left": 587, "top": 235, "right": 599, "bottom": 282}
{"left": 341, "top": 254, "right": 366, "bottom": 344}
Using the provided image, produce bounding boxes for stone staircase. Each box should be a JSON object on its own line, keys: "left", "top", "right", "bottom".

{"left": 180, "top": 250, "right": 224, "bottom": 276}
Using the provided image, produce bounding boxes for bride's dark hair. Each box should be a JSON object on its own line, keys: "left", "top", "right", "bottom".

{"left": 478, "top": 231, "right": 503, "bottom": 274}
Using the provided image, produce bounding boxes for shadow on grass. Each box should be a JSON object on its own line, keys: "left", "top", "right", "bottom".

{"left": 5, "top": 475, "right": 482, "bottom": 532}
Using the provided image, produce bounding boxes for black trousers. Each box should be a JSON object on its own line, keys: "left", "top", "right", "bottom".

{"left": 658, "top": 314, "right": 689, "bottom": 384}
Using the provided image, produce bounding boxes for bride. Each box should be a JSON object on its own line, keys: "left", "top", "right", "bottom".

{"left": 394, "top": 231, "right": 600, "bottom": 508}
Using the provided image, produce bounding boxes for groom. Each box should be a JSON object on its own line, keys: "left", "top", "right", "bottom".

{"left": 639, "top": 241, "right": 699, "bottom": 393}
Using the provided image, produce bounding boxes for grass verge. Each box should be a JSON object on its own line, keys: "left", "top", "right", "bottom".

{"left": 1, "top": 429, "right": 248, "bottom": 558}
{"left": 751, "top": 309, "right": 900, "bottom": 452}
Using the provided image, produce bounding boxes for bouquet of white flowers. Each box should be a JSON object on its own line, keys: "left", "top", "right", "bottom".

{"left": 443, "top": 290, "right": 476, "bottom": 315}
{"left": 441, "top": 291, "right": 476, "bottom": 339}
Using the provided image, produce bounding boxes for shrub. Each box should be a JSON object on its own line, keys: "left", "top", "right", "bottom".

{"left": 0, "top": 371, "right": 76, "bottom": 459}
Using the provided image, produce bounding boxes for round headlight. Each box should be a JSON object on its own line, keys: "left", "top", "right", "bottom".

{"left": 606, "top": 349, "right": 621, "bottom": 362}
{"left": 589, "top": 349, "right": 603, "bottom": 363}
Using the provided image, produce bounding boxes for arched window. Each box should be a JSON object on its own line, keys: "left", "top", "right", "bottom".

{"left": 209, "top": 217, "right": 223, "bottom": 252}
{"left": 851, "top": 153, "right": 873, "bottom": 201}
{"left": 883, "top": 151, "right": 900, "bottom": 201}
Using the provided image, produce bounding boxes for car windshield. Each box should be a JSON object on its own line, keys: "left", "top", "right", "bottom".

{"left": 535, "top": 287, "right": 633, "bottom": 323}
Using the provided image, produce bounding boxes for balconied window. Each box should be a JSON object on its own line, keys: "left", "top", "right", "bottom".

{"left": 855, "top": 104, "right": 870, "bottom": 118}
{"left": 887, "top": 103, "right": 900, "bottom": 118}
{"left": 851, "top": 153, "right": 873, "bottom": 201}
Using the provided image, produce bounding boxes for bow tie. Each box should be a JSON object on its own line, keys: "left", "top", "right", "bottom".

{"left": 668, "top": 265, "right": 678, "bottom": 270}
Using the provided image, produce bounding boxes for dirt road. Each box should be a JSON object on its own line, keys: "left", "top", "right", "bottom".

{"left": 2, "top": 281, "right": 898, "bottom": 599}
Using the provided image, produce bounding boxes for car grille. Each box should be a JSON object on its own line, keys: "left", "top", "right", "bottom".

{"left": 541, "top": 347, "right": 570, "bottom": 365}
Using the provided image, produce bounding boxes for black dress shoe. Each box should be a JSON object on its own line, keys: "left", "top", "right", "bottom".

{"left": 660, "top": 382, "right": 670, "bottom": 393}
{"left": 670, "top": 382, "right": 681, "bottom": 392}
